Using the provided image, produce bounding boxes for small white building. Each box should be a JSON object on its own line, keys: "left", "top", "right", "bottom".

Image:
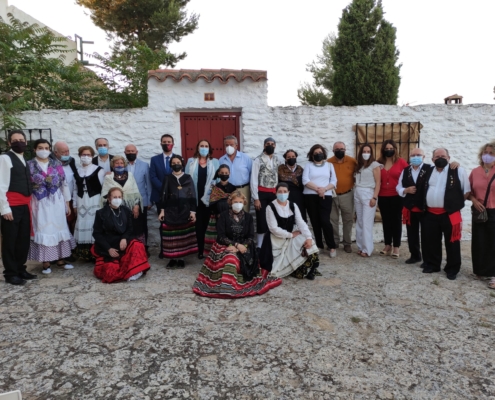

{"left": 0, "top": 0, "right": 77, "bottom": 66}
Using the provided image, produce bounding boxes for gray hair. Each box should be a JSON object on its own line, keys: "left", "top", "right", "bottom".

{"left": 95, "top": 137, "right": 109, "bottom": 146}
{"left": 432, "top": 147, "right": 450, "bottom": 157}
{"left": 333, "top": 141, "right": 346, "bottom": 149}
{"left": 224, "top": 135, "right": 238, "bottom": 145}
{"left": 53, "top": 141, "right": 68, "bottom": 153}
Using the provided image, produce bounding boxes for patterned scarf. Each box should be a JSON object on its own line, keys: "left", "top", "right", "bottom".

{"left": 28, "top": 158, "right": 65, "bottom": 201}
{"left": 209, "top": 185, "right": 231, "bottom": 204}
{"left": 278, "top": 164, "right": 303, "bottom": 187}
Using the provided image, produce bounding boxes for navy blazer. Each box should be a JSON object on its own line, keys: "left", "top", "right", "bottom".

{"left": 129, "top": 158, "right": 152, "bottom": 207}
{"left": 150, "top": 153, "right": 174, "bottom": 204}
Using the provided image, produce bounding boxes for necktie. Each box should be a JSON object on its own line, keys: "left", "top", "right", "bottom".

{"left": 166, "top": 156, "right": 171, "bottom": 175}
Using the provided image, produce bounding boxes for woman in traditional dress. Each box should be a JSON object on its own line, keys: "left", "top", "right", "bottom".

{"left": 100, "top": 155, "right": 145, "bottom": 243}
{"left": 468, "top": 141, "right": 495, "bottom": 289}
{"left": 92, "top": 187, "right": 150, "bottom": 283}
{"left": 261, "top": 182, "right": 320, "bottom": 280}
{"left": 354, "top": 144, "right": 382, "bottom": 257}
{"left": 185, "top": 139, "right": 219, "bottom": 259}
{"left": 73, "top": 146, "right": 105, "bottom": 261}
{"left": 277, "top": 149, "right": 307, "bottom": 221}
{"left": 158, "top": 155, "right": 198, "bottom": 268}
{"left": 303, "top": 144, "right": 338, "bottom": 257}
{"left": 192, "top": 190, "right": 282, "bottom": 298}
{"left": 203, "top": 164, "right": 236, "bottom": 256}
{"left": 28, "top": 139, "right": 76, "bottom": 273}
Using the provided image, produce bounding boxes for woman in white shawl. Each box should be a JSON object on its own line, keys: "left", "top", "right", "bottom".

{"left": 262, "top": 182, "right": 320, "bottom": 280}
{"left": 100, "top": 155, "right": 145, "bottom": 243}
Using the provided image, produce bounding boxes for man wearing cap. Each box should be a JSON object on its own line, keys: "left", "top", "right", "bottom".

{"left": 218, "top": 135, "right": 252, "bottom": 212}
{"left": 250, "top": 137, "right": 281, "bottom": 246}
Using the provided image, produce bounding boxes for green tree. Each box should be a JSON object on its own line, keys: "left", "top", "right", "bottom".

{"left": 298, "top": 34, "right": 335, "bottom": 106}
{"left": 76, "top": 0, "right": 199, "bottom": 64}
{"left": 330, "top": 0, "right": 401, "bottom": 106}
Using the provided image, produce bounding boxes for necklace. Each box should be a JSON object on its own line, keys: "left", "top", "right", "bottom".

{"left": 175, "top": 173, "right": 183, "bottom": 190}
{"left": 110, "top": 207, "right": 123, "bottom": 226}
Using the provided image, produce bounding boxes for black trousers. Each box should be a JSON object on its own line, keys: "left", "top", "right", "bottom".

{"left": 378, "top": 195, "right": 403, "bottom": 247}
{"left": 471, "top": 209, "right": 495, "bottom": 277}
{"left": 421, "top": 211, "right": 461, "bottom": 275}
{"left": 1, "top": 205, "right": 30, "bottom": 278}
{"left": 195, "top": 201, "right": 211, "bottom": 254}
{"left": 142, "top": 207, "right": 149, "bottom": 245}
{"left": 255, "top": 191, "right": 276, "bottom": 234}
{"left": 406, "top": 211, "right": 422, "bottom": 260}
{"left": 304, "top": 194, "right": 336, "bottom": 250}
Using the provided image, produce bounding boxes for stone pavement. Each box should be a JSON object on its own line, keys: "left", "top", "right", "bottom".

{"left": 0, "top": 242, "right": 494, "bottom": 400}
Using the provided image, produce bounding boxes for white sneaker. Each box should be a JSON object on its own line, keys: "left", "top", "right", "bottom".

{"left": 329, "top": 250, "right": 337, "bottom": 258}
{"left": 42, "top": 268, "right": 52, "bottom": 274}
{"left": 127, "top": 272, "right": 143, "bottom": 282}
{"left": 63, "top": 264, "right": 74, "bottom": 270}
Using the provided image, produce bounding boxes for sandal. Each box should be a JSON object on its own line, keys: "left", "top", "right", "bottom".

{"left": 391, "top": 251, "right": 400, "bottom": 259}
{"left": 360, "top": 252, "right": 370, "bottom": 258}
{"left": 380, "top": 248, "right": 392, "bottom": 256}
{"left": 357, "top": 250, "right": 363, "bottom": 256}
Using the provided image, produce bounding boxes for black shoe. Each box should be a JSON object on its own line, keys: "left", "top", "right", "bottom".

{"left": 166, "top": 259, "right": 178, "bottom": 269}
{"left": 19, "top": 271, "right": 37, "bottom": 280}
{"left": 446, "top": 273, "right": 457, "bottom": 280}
{"left": 420, "top": 262, "right": 427, "bottom": 268}
{"left": 158, "top": 252, "right": 164, "bottom": 259}
{"left": 5, "top": 276, "right": 26, "bottom": 286}
{"left": 306, "top": 267, "right": 317, "bottom": 280}
{"left": 177, "top": 259, "right": 185, "bottom": 269}
{"left": 422, "top": 266, "right": 441, "bottom": 274}
{"left": 198, "top": 253, "right": 204, "bottom": 260}
{"left": 405, "top": 257, "right": 422, "bottom": 264}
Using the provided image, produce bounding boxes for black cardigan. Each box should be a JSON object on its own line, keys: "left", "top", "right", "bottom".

{"left": 216, "top": 210, "right": 254, "bottom": 246}
{"left": 92, "top": 204, "right": 134, "bottom": 258}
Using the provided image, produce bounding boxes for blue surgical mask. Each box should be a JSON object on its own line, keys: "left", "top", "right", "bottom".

{"left": 410, "top": 156, "right": 423, "bottom": 166}
{"left": 114, "top": 166, "right": 125, "bottom": 174}
{"left": 277, "top": 193, "right": 289, "bottom": 202}
{"left": 199, "top": 148, "right": 209, "bottom": 157}
{"left": 98, "top": 147, "right": 108, "bottom": 156}
{"left": 60, "top": 155, "right": 71, "bottom": 162}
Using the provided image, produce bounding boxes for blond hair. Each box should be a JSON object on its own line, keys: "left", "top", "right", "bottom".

{"left": 110, "top": 155, "right": 127, "bottom": 168}
{"left": 477, "top": 142, "right": 495, "bottom": 166}
{"left": 228, "top": 190, "right": 248, "bottom": 206}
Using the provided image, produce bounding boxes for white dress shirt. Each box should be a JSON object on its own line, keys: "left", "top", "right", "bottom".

{"left": 426, "top": 166, "right": 470, "bottom": 208}
{"left": 396, "top": 163, "right": 423, "bottom": 197}
{"left": 128, "top": 162, "right": 136, "bottom": 174}
{"left": 98, "top": 157, "right": 111, "bottom": 174}
{"left": 0, "top": 151, "right": 27, "bottom": 215}
{"left": 250, "top": 154, "right": 279, "bottom": 201}
{"left": 266, "top": 200, "right": 312, "bottom": 240}
{"left": 62, "top": 164, "right": 75, "bottom": 195}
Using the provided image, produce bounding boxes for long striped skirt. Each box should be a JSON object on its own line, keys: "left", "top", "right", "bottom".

{"left": 161, "top": 221, "right": 198, "bottom": 259}
{"left": 203, "top": 214, "right": 217, "bottom": 256}
{"left": 91, "top": 240, "right": 150, "bottom": 284}
{"left": 192, "top": 242, "right": 282, "bottom": 299}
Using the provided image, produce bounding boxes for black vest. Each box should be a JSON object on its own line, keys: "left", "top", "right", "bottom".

{"left": 419, "top": 166, "right": 465, "bottom": 214}
{"left": 6, "top": 152, "right": 32, "bottom": 196}
{"left": 74, "top": 167, "right": 103, "bottom": 198}
{"left": 268, "top": 201, "right": 295, "bottom": 231}
{"left": 402, "top": 163, "right": 431, "bottom": 210}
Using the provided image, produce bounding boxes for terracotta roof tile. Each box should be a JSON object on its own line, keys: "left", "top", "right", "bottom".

{"left": 148, "top": 68, "right": 268, "bottom": 83}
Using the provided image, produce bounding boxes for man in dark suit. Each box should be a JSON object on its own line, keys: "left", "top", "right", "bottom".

{"left": 92, "top": 138, "right": 114, "bottom": 174}
{"left": 150, "top": 134, "right": 175, "bottom": 258}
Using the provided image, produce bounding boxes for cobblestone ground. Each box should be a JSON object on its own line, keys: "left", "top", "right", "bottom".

{"left": 0, "top": 242, "right": 494, "bottom": 400}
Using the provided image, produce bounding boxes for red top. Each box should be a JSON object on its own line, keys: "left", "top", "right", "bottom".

{"left": 379, "top": 158, "right": 409, "bottom": 197}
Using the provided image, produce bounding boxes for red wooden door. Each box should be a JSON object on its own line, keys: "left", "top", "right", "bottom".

{"left": 180, "top": 112, "right": 241, "bottom": 160}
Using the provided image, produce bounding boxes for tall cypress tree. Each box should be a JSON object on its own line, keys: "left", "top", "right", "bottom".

{"left": 330, "top": 0, "right": 401, "bottom": 106}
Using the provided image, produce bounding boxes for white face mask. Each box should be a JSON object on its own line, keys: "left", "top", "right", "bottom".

{"left": 80, "top": 155, "right": 92, "bottom": 165}
{"left": 111, "top": 198, "right": 122, "bottom": 208}
{"left": 226, "top": 145, "right": 235, "bottom": 156}
{"left": 362, "top": 153, "right": 371, "bottom": 161}
{"left": 36, "top": 150, "right": 51, "bottom": 159}
{"left": 232, "top": 202, "right": 244, "bottom": 213}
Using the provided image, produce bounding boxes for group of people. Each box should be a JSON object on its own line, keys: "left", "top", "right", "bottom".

{"left": 1, "top": 129, "right": 494, "bottom": 295}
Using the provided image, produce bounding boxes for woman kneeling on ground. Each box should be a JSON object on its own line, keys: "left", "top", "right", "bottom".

{"left": 261, "top": 182, "right": 320, "bottom": 279}
{"left": 92, "top": 187, "right": 150, "bottom": 283}
{"left": 192, "top": 190, "right": 282, "bottom": 298}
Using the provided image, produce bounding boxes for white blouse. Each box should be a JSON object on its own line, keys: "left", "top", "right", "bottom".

{"left": 355, "top": 161, "right": 382, "bottom": 189}
{"left": 266, "top": 200, "right": 313, "bottom": 240}
{"left": 73, "top": 164, "right": 106, "bottom": 208}
{"left": 302, "top": 162, "right": 337, "bottom": 196}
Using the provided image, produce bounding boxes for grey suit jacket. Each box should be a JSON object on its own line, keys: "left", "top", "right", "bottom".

{"left": 129, "top": 159, "right": 152, "bottom": 207}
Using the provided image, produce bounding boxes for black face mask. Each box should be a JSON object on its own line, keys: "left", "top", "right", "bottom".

{"left": 313, "top": 153, "right": 325, "bottom": 162}
{"left": 125, "top": 153, "right": 137, "bottom": 162}
{"left": 10, "top": 141, "right": 27, "bottom": 154}
{"left": 218, "top": 174, "right": 229, "bottom": 182}
{"left": 162, "top": 144, "right": 173, "bottom": 153}
{"left": 383, "top": 149, "right": 395, "bottom": 158}
{"left": 286, "top": 158, "right": 297, "bottom": 166}
{"left": 334, "top": 150, "right": 345, "bottom": 160}
{"left": 265, "top": 145, "right": 275, "bottom": 155}
{"left": 171, "top": 164, "right": 182, "bottom": 172}
{"left": 434, "top": 158, "right": 448, "bottom": 169}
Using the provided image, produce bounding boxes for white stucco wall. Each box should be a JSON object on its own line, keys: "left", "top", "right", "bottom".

{"left": 17, "top": 77, "right": 495, "bottom": 245}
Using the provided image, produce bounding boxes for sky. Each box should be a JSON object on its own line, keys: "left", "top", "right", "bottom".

{"left": 8, "top": 0, "right": 495, "bottom": 107}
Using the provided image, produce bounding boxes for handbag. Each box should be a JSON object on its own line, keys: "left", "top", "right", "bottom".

{"left": 472, "top": 173, "right": 495, "bottom": 223}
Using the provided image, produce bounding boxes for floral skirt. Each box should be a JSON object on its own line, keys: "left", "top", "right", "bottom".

{"left": 290, "top": 253, "right": 321, "bottom": 279}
